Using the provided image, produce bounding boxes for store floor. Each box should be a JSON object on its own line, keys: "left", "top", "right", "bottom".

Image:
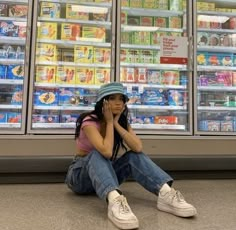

{"left": 0, "top": 179, "right": 235, "bottom": 230}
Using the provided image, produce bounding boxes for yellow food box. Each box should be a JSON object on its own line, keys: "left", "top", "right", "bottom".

{"left": 66, "top": 4, "right": 89, "bottom": 20}
{"left": 93, "top": 47, "right": 111, "bottom": 64}
{"left": 143, "top": 0, "right": 156, "bottom": 8}
{"left": 121, "top": 0, "right": 129, "bottom": 7}
{"left": 61, "top": 23, "right": 81, "bottom": 41}
{"left": 74, "top": 45, "right": 94, "bottom": 63}
{"left": 75, "top": 67, "right": 95, "bottom": 85}
{"left": 37, "top": 22, "right": 57, "bottom": 40}
{"left": 56, "top": 66, "right": 76, "bottom": 84}
{"left": 156, "top": 0, "right": 168, "bottom": 10}
{"left": 81, "top": 26, "right": 106, "bottom": 42}
{"left": 36, "top": 43, "right": 57, "bottom": 62}
{"left": 36, "top": 65, "right": 56, "bottom": 83}
{"left": 94, "top": 68, "right": 110, "bottom": 85}
{"left": 129, "top": 0, "right": 142, "bottom": 8}
{"left": 40, "top": 2, "right": 61, "bottom": 18}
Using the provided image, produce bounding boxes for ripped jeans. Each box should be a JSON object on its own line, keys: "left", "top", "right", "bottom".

{"left": 65, "top": 150, "right": 173, "bottom": 200}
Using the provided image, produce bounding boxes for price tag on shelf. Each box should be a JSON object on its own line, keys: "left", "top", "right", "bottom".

{"left": 126, "top": 84, "right": 132, "bottom": 93}
{"left": 138, "top": 85, "right": 144, "bottom": 94}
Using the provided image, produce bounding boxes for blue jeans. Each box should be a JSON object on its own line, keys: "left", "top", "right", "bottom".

{"left": 65, "top": 150, "right": 173, "bottom": 201}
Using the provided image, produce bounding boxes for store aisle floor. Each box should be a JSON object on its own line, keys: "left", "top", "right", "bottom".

{"left": 0, "top": 179, "right": 235, "bottom": 230}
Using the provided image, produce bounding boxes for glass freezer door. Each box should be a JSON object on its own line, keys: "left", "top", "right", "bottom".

{"left": 27, "top": 0, "right": 115, "bottom": 134}
{"left": 117, "top": 0, "right": 192, "bottom": 134}
{"left": 0, "top": 0, "right": 31, "bottom": 134}
{"left": 195, "top": 0, "right": 236, "bottom": 134}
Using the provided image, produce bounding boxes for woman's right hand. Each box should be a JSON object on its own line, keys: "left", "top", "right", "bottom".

{"left": 103, "top": 99, "right": 113, "bottom": 124}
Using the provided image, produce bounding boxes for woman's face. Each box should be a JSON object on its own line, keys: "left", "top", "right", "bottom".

{"left": 107, "top": 94, "right": 125, "bottom": 115}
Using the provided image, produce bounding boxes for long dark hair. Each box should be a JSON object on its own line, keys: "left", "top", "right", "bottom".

{"left": 75, "top": 95, "right": 128, "bottom": 161}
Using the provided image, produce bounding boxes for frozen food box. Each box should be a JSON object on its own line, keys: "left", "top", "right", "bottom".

{"left": 120, "top": 32, "right": 130, "bottom": 43}
{"left": 32, "top": 114, "right": 59, "bottom": 123}
{"left": 154, "top": 116, "right": 178, "bottom": 124}
{"left": 221, "top": 121, "right": 234, "bottom": 132}
{"left": 36, "top": 43, "right": 57, "bottom": 62}
{"left": 121, "top": 11, "right": 127, "bottom": 24}
{"left": 6, "top": 65, "right": 24, "bottom": 79}
{"left": 127, "top": 49, "right": 139, "bottom": 63}
{"left": 121, "top": 0, "right": 129, "bottom": 7}
{"left": 0, "top": 112, "right": 7, "bottom": 123}
{"left": 40, "top": 2, "right": 61, "bottom": 18}
{"left": 0, "top": 4, "right": 8, "bottom": 16}
{"left": 75, "top": 67, "right": 94, "bottom": 85}
{"left": 60, "top": 114, "right": 78, "bottom": 123}
{"left": 142, "top": 89, "right": 167, "bottom": 105}
{"left": 11, "top": 86, "right": 23, "bottom": 105}
{"left": 66, "top": 4, "right": 89, "bottom": 20}
{"left": 94, "top": 68, "right": 110, "bottom": 84}
{"left": 161, "top": 70, "right": 180, "bottom": 85}
{"left": 156, "top": 0, "right": 169, "bottom": 10}
{"left": 143, "top": 0, "right": 156, "bottom": 8}
{"left": 140, "top": 17, "right": 153, "bottom": 27}
{"left": 74, "top": 88, "right": 97, "bottom": 106}
{"left": 92, "top": 12, "right": 109, "bottom": 22}
{"left": 7, "top": 112, "right": 21, "bottom": 123}
{"left": 147, "top": 70, "right": 162, "bottom": 84}
{"left": 169, "top": 16, "right": 182, "bottom": 28}
{"left": 139, "top": 50, "right": 153, "bottom": 64}
{"left": 134, "top": 68, "right": 147, "bottom": 83}
{"left": 132, "top": 31, "right": 150, "bottom": 45}
{"left": 120, "top": 49, "right": 129, "bottom": 63}
{"left": 129, "top": 0, "right": 142, "bottom": 8}
{"left": 18, "top": 25, "right": 27, "bottom": 38}
{"left": 153, "top": 50, "right": 160, "bottom": 64}
{"left": 58, "top": 87, "right": 75, "bottom": 105}
{"left": 169, "top": 0, "right": 183, "bottom": 11}
{"left": 168, "top": 90, "right": 183, "bottom": 106}
{"left": 37, "top": 22, "right": 57, "bottom": 40}
{"left": 93, "top": 47, "right": 111, "bottom": 64}
{"left": 8, "top": 5, "right": 28, "bottom": 18}
{"left": 34, "top": 88, "right": 58, "bottom": 106}
{"left": 154, "top": 17, "right": 168, "bottom": 28}
{"left": 199, "top": 120, "right": 220, "bottom": 132}
{"left": 127, "top": 16, "right": 140, "bottom": 25}
{"left": 61, "top": 49, "right": 74, "bottom": 62}
{"left": 0, "top": 65, "right": 7, "bottom": 79}
{"left": 124, "top": 67, "right": 135, "bottom": 82}
{"left": 74, "top": 45, "right": 93, "bottom": 63}
{"left": 56, "top": 66, "right": 76, "bottom": 84}
{"left": 126, "top": 86, "right": 142, "bottom": 105}
{"left": 36, "top": 65, "right": 56, "bottom": 83}
{"left": 81, "top": 26, "right": 106, "bottom": 42}
{"left": 61, "top": 23, "right": 81, "bottom": 41}
{"left": 0, "top": 21, "right": 19, "bottom": 37}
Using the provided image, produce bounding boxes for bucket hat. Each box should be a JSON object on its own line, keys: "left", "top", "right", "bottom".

{"left": 96, "top": 82, "right": 129, "bottom": 102}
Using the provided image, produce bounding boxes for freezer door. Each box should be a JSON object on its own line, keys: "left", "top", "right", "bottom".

{"left": 0, "top": 0, "right": 32, "bottom": 134}
{"left": 194, "top": 0, "right": 236, "bottom": 135}
{"left": 116, "top": 0, "right": 193, "bottom": 135}
{"left": 27, "top": 0, "right": 115, "bottom": 134}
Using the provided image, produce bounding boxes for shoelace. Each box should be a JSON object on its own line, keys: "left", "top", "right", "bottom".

{"left": 116, "top": 196, "right": 130, "bottom": 214}
{"left": 170, "top": 189, "right": 185, "bottom": 203}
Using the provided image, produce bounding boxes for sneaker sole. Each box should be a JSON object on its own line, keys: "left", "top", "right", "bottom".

{"left": 157, "top": 202, "right": 197, "bottom": 217}
{"left": 108, "top": 212, "right": 139, "bottom": 229}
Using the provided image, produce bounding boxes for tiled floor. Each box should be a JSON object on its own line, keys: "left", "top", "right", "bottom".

{"left": 0, "top": 179, "right": 235, "bottom": 230}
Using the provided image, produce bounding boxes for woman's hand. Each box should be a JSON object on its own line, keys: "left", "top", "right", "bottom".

{"left": 103, "top": 99, "right": 113, "bottom": 123}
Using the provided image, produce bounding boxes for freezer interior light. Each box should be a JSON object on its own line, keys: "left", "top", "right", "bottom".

{"left": 71, "top": 5, "right": 108, "bottom": 14}
{"left": 198, "top": 15, "right": 229, "bottom": 23}
{"left": 122, "top": 25, "right": 160, "bottom": 32}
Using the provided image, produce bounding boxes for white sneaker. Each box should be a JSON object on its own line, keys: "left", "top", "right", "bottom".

{"left": 108, "top": 195, "right": 139, "bottom": 229}
{"left": 157, "top": 188, "right": 197, "bottom": 217}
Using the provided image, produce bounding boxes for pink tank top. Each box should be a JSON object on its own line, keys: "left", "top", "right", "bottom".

{"left": 76, "top": 115, "right": 100, "bottom": 154}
